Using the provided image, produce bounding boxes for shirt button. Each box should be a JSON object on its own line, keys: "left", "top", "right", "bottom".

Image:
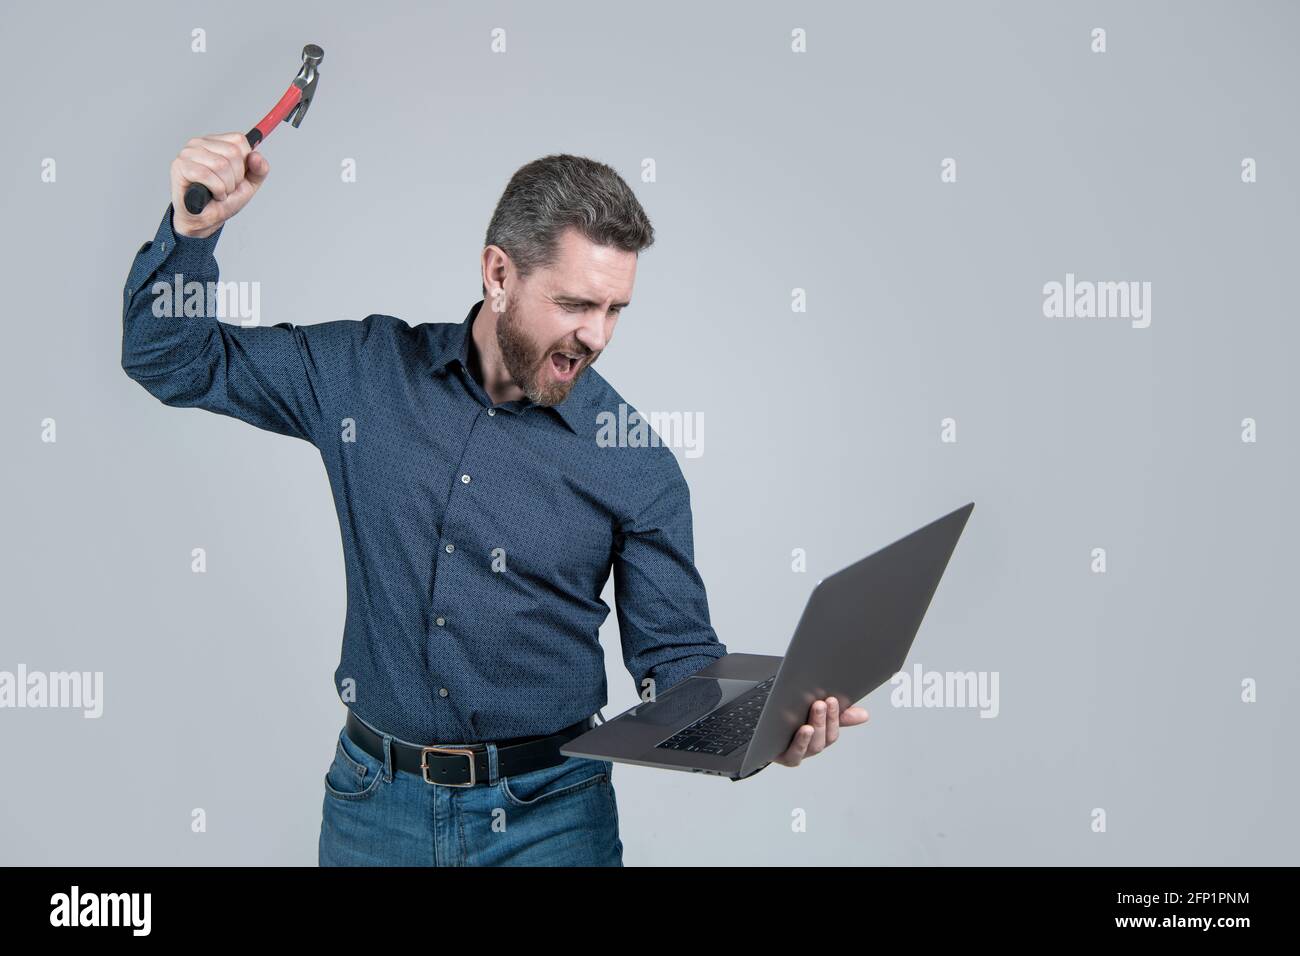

{"left": 461, "top": 474, "right": 471, "bottom": 484}
{"left": 487, "top": 408, "right": 496, "bottom": 417}
{"left": 445, "top": 543, "right": 454, "bottom": 554}
{"left": 439, "top": 688, "right": 449, "bottom": 698}
{"left": 435, "top": 616, "right": 445, "bottom": 627}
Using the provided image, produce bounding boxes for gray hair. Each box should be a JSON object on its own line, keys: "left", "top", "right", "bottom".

{"left": 482, "top": 154, "right": 654, "bottom": 297}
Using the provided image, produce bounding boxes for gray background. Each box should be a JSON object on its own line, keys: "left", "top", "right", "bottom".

{"left": 1, "top": 0, "right": 1296, "bottom": 865}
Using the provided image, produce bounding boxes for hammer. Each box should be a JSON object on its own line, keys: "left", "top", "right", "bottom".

{"left": 183, "top": 43, "right": 324, "bottom": 215}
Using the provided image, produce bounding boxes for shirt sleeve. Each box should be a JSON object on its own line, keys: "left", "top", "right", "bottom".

{"left": 120, "top": 202, "right": 345, "bottom": 446}
{"left": 612, "top": 452, "right": 728, "bottom": 699}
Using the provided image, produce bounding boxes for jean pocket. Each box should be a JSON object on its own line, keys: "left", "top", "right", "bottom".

{"left": 499, "top": 756, "right": 609, "bottom": 808}
{"left": 323, "top": 726, "right": 386, "bottom": 801}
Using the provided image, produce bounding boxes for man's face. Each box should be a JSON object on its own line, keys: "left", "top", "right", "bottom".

{"left": 491, "top": 227, "right": 637, "bottom": 406}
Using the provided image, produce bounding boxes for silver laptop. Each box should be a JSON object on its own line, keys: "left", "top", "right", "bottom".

{"left": 562, "top": 502, "right": 974, "bottom": 781}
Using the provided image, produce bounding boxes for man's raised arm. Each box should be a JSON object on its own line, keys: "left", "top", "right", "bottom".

{"left": 121, "top": 132, "right": 350, "bottom": 445}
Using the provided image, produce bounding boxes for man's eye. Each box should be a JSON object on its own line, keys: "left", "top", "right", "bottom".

{"left": 559, "top": 303, "right": 620, "bottom": 316}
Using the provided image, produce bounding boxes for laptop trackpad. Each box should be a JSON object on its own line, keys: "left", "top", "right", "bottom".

{"left": 621, "top": 677, "right": 757, "bottom": 731}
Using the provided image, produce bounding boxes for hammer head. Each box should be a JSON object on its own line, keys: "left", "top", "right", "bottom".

{"left": 288, "top": 43, "right": 324, "bottom": 128}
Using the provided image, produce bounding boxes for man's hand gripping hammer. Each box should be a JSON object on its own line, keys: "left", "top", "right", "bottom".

{"left": 183, "top": 43, "right": 324, "bottom": 215}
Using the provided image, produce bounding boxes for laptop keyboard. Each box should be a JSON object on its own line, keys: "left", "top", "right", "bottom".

{"left": 655, "top": 677, "right": 776, "bottom": 756}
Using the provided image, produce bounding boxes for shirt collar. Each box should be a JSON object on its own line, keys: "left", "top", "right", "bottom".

{"left": 433, "top": 299, "right": 593, "bottom": 435}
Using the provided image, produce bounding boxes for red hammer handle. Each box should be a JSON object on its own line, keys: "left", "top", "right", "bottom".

{"left": 182, "top": 82, "right": 303, "bottom": 215}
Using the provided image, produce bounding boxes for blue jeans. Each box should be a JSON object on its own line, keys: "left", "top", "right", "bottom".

{"left": 318, "top": 719, "right": 624, "bottom": 866}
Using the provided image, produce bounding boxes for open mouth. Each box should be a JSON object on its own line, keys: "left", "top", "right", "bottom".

{"left": 549, "top": 351, "right": 584, "bottom": 381}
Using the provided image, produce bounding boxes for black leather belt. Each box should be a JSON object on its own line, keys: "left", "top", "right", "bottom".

{"left": 345, "top": 708, "right": 592, "bottom": 787}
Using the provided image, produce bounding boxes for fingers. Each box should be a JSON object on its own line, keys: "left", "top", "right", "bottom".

{"left": 195, "top": 135, "right": 267, "bottom": 194}
{"left": 210, "top": 131, "right": 252, "bottom": 158}
{"left": 244, "top": 150, "right": 270, "bottom": 187}
{"left": 776, "top": 725, "right": 814, "bottom": 767}
{"left": 170, "top": 163, "right": 224, "bottom": 211}
{"left": 176, "top": 150, "right": 237, "bottom": 202}
{"left": 840, "top": 705, "right": 870, "bottom": 727}
{"left": 169, "top": 132, "right": 269, "bottom": 236}
{"left": 176, "top": 137, "right": 239, "bottom": 199}
{"left": 825, "top": 696, "right": 840, "bottom": 746}
{"left": 774, "top": 698, "right": 868, "bottom": 768}
{"left": 808, "top": 699, "right": 828, "bottom": 753}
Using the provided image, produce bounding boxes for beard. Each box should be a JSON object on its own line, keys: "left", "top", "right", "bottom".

{"left": 494, "top": 298, "right": 595, "bottom": 406}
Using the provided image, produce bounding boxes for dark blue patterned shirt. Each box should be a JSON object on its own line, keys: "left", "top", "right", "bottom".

{"left": 121, "top": 203, "right": 727, "bottom": 743}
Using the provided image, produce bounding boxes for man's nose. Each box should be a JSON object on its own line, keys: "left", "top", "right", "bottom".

{"left": 574, "top": 311, "right": 608, "bottom": 354}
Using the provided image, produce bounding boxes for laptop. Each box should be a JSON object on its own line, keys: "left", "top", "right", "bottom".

{"left": 561, "top": 502, "right": 974, "bottom": 780}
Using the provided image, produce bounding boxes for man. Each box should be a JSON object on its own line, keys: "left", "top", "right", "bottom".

{"left": 120, "top": 134, "right": 868, "bottom": 866}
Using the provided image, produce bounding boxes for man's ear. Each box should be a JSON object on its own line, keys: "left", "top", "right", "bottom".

{"left": 481, "top": 244, "right": 512, "bottom": 310}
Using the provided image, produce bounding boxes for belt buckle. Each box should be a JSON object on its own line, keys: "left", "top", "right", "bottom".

{"left": 420, "top": 746, "right": 477, "bottom": 787}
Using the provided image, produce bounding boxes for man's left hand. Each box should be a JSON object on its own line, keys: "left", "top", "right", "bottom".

{"left": 773, "top": 696, "right": 869, "bottom": 767}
